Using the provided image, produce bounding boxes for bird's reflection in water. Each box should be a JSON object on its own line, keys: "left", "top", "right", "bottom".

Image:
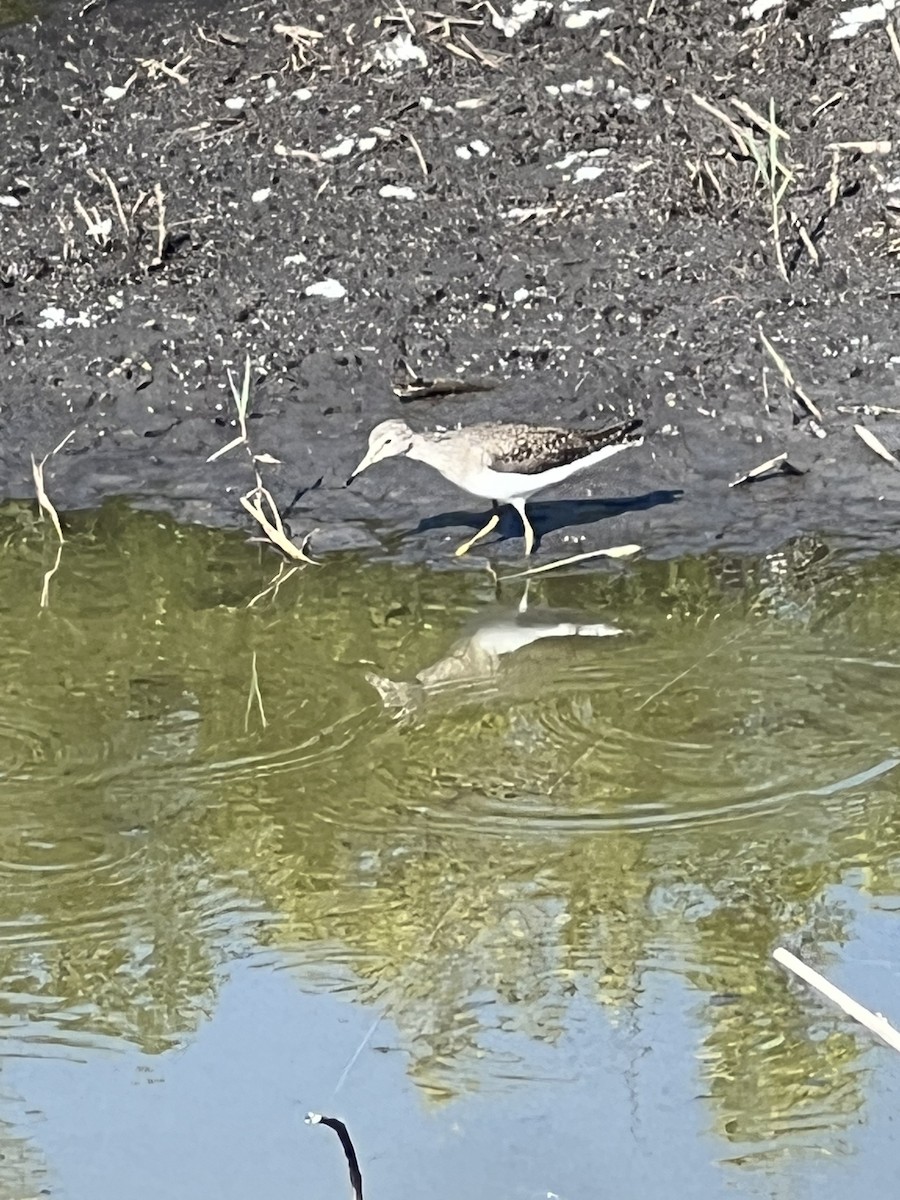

{"left": 367, "top": 583, "right": 623, "bottom": 722}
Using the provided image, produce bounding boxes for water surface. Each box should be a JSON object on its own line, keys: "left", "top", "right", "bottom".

{"left": 1, "top": 501, "right": 899, "bottom": 1198}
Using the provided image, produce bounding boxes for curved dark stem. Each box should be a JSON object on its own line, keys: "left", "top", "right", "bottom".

{"left": 309, "top": 1114, "right": 364, "bottom": 1200}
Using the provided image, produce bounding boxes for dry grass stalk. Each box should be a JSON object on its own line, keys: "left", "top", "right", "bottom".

{"left": 73, "top": 195, "right": 112, "bottom": 246}
{"left": 209, "top": 356, "right": 317, "bottom": 566}
{"left": 758, "top": 328, "right": 824, "bottom": 421}
{"left": 854, "top": 424, "right": 900, "bottom": 470}
{"left": 691, "top": 92, "right": 753, "bottom": 156}
{"left": 207, "top": 355, "right": 252, "bottom": 462}
{"left": 31, "top": 430, "right": 75, "bottom": 608}
{"left": 774, "top": 947, "right": 900, "bottom": 1055}
{"left": 98, "top": 167, "right": 129, "bottom": 235}
{"left": 748, "top": 99, "right": 792, "bottom": 282}
{"left": 730, "top": 96, "right": 790, "bottom": 142}
{"left": 240, "top": 480, "right": 318, "bottom": 563}
{"left": 501, "top": 543, "right": 640, "bottom": 580}
{"left": 31, "top": 430, "right": 75, "bottom": 543}
{"left": 404, "top": 130, "right": 429, "bottom": 177}
{"left": 694, "top": 94, "right": 793, "bottom": 281}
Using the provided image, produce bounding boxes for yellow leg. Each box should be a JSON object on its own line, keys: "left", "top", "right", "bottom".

{"left": 454, "top": 512, "right": 500, "bottom": 557}
{"left": 511, "top": 499, "right": 535, "bottom": 555}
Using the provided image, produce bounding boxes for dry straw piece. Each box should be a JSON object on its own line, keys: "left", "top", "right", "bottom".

{"left": 501, "top": 543, "right": 640, "bottom": 580}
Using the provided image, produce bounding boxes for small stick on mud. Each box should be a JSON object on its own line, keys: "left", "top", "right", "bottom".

{"left": 854, "top": 424, "right": 900, "bottom": 470}
{"left": 887, "top": 18, "right": 900, "bottom": 73}
{"left": 729, "top": 96, "right": 790, "bottom": 143}
{"left": 794, "top": 219, "right": 820, "bottom": 266}
{"left": 394, "top": 0, "right": 416, "bottom": 36}
{"left": 403, "top": 129, "right": 429, "bottom": 177}
{"left": 729, "top": 452, "right": 805, "bottom": 487}
{"left": 826, "top": 139, "right": 891, "bottom": 154}
{"left": 758, "top": 328, "right": 823, "bottom": 421}
{"left": 152, "top": 183, "right": 167, "bottom": 265}
{"left": 838, "top": 403, "right": 900, "bottom": 416}
{"left": 691, "top": 92, "right": 753, "bottom": 156}
{"left": 774, "top": 947, "right": 900, "bottom": 1055}
{"left": 306, "top": 1113, "right": 364, "bottom": 1200}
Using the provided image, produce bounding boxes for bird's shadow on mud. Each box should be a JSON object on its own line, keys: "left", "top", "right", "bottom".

{"left": 413, "top": 489, "right": 684, "bottom": 549}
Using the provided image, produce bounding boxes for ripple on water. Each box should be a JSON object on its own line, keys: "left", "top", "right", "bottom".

{"left": 371, "top": 626, "right": 900, "bottom": 837}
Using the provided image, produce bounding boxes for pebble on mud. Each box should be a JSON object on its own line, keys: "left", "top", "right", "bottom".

{"left": 305, "top": 280, "right": 347, "bottom": 300}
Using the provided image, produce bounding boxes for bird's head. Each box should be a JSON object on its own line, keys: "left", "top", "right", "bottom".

{"left": 347, "top": 419, "right": 415, "bottom": 483}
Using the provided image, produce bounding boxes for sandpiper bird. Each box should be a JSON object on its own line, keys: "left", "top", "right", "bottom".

{"left": 347, "top": 416, "right": 644, "bottom": 556}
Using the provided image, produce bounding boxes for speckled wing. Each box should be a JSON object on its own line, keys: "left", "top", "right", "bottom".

{"left": 487, "top": 419, "right": 643, "bottom": 476}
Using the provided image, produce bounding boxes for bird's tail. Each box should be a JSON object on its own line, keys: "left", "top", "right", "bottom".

{"left": 595, "top": 417, "right": 643, "bottom": 446}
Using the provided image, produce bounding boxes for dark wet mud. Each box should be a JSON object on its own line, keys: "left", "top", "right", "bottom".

{"left": 2, "top": 0, "right": 900, "bottom": 561}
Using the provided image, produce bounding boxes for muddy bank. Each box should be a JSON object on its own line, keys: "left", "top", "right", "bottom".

{"left": 1, "top": 0, "right": 899, "bottom": 563}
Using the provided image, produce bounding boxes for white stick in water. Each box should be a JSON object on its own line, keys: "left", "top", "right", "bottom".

{"left": 773, "top": 947, "right": 900, "bottom": 1054}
